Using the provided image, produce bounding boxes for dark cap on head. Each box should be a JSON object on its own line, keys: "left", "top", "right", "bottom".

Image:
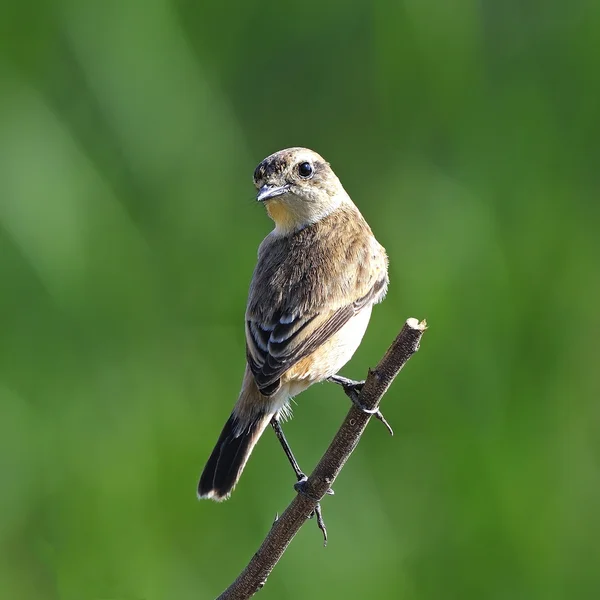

{"left": 253, "top": 147, "right": 340, "bottom": 204}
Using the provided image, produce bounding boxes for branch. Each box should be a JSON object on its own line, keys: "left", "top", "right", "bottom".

{"left": 217, "top": 318, "right": 427, "bottom": 600}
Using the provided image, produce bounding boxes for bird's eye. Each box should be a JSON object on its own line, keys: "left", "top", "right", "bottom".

{"left": 297, "top": 162, "right": 313, "bottom": 179}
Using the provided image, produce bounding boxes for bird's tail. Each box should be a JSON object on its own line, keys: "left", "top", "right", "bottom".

{"left": 197, "top": 410, "right": 273, "bottom": 501}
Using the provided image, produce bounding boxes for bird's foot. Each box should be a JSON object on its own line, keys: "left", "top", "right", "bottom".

{"left": 327, "top": 375, "right": 394, "bottom": 436}
{"left": 294, "top": 476, "right": 333, "bottom": 546}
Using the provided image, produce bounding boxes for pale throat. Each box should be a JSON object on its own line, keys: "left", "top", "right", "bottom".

{"left": 266, "top": 193, "right": 346, "bottom": 235}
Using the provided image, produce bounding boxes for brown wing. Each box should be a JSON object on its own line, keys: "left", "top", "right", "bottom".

{"left": 246, "top": 277, "right": 386, "bottom": 396}
{"left": 244, "top": 202, "right": 388, "bottom": 396}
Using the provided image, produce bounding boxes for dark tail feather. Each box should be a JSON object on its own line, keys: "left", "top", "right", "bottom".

{"left": 198, "top": 412, "right": 272, "bottom": 501}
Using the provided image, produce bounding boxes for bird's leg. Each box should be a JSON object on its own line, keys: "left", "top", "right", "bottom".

{"left": 327, "top": 374, "right": 394, "bottom": 436}
{"left": 328, "top": 374, "right": 365, "bottom": 391}
{"left": 270, "top": 417, "right": 305, "bottom": 482}
{"left": 270, "top": 417, "right": 332, "bottom": 546}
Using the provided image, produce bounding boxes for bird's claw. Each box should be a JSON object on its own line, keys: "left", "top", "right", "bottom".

{"left": 294, "top": 476, "right": 329, "bottom": 546}
{"left": 328, "top": 375, "right": 394, "bottom": 436}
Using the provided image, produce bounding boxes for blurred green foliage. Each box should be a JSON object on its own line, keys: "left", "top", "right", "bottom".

{"left": 1, "top": 0, "right": 599, "bottom": 598}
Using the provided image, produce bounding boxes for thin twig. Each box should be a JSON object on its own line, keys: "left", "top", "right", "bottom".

{"left": 216, "top": 318, "right": 427, "bottom": 600}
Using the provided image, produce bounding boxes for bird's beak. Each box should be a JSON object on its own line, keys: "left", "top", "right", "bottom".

{"left": 256, "top": 184, "right": 289, "bottom": 202}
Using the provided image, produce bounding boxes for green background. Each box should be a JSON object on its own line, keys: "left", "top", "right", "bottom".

{"left": 1, "top": 1, "right": 599, "bottom": 598}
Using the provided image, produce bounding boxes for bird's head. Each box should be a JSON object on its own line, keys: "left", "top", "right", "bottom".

{"left": 253, "top": 147, "right": 347, "bottom": 233}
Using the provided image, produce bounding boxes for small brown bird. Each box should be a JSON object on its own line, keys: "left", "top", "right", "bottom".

{"left": 198, "top": 147, "right": 388, "bottom": 502}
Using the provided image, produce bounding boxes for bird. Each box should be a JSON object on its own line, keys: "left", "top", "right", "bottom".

{"left": 198, "top": 147, "right": 389, "bottom": 504}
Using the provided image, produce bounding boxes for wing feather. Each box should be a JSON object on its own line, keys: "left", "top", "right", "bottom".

{"left": 246, "top": 277, "right": 386, "bottom": 395}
